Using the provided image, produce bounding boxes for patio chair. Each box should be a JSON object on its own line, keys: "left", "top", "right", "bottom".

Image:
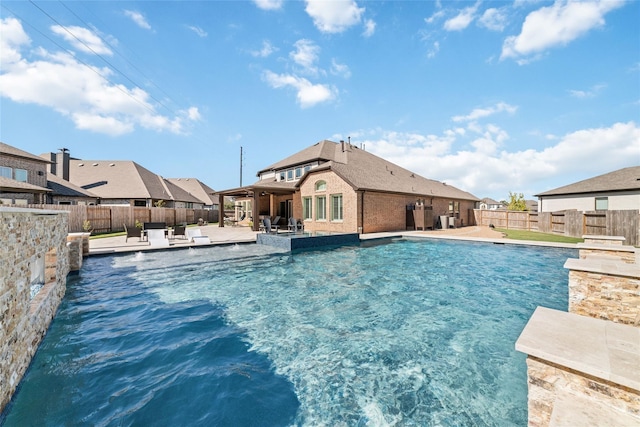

{"left": 262, "top": 217, "right": 279, "bottom": 234}
{"left": 288, "top": 217, "right": 304, "bottom": 233}
{"left": 272, "top": 216, "right": 281, "bottom": 228}
{"left": 186, "top": 228, "right": 210, "bottom": 244}
{"left": 124, "top": 223, "right": 142, "bottom": 242}
{"left": 173, "top": 224, "right": 186, "bottom": 239}
{"left": 148, "top": 229, "right": 170, "bottom": 248}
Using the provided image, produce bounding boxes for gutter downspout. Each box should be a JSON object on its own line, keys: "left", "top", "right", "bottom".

{"left": 359, "top": 190, "right": 364, "bottom": 234}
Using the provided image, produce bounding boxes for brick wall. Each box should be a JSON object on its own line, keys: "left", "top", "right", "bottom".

{"left": 0, "top": 153, "right": 48, "bottom": 189}
{"left": 0, "top": 207, "right": 70, "bottom": 413}
{"left": 298, "top": 170, "right": 358, "bottom": 233}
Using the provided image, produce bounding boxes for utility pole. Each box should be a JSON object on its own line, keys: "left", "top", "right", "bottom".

{"left": 240, "top": 146, "right": 243, "bottom": 187}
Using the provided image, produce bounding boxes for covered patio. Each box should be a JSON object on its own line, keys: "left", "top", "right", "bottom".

{"left": 216, "top": 182, "right": 297, "bottom": 232}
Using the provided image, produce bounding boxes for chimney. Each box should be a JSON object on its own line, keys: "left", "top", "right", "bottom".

{"left": 340, "top": 140, "right": 345, "bottom": 152}
{"left": 56, "top": 148, "right": 70, "bottom": 181}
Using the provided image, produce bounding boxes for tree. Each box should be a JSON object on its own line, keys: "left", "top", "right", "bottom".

{"left": 506, "top": 192, "right": 528, "bottom": 211}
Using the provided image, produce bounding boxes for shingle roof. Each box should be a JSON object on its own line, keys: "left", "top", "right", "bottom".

{"left": 535, "top": 166, "right": 640, "bottom": 197}
{"left": 0, "top": 142, "right": 50, "bottom": 163}
{"left": 0, "top": 176, "right": 50, "bottom": 192}
{"left": 256, "top": 140, "right": 478, "bottom": 201}
{"left": 256, "top": 140, "right": 339, "bottom": 175}
{"left": 166, "top": 178, "right": 218, "bottom": 205}
{"left": 68, "top": 160, "right": 201, "bottom": 203}
{"left": 46, "top": 173, "right": 98, "bottom": 198}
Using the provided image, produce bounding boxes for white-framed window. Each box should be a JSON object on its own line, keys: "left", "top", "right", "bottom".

{"left": 595, "top": 197, "right": 608, "bottom": 211}
{"left": 279, "top": 172, "right": 286, "bottom": 181}
{"left": 304, "top": 165, "right": 311, "bottom": 173}
{"left": 287, "top": 169, "right": 294, "bottom": 181}
{"left": 303, "top": 197, "right": 312, "bottom": 220}
{"left": 295, "top": 167, "right": 302, "bottom": 178}
{"left": 315, "top": 180, "right": 326, "bottom": 192}
{"left": 331, "top": 194, "right": 343, "bottom": 221}
{"left": 14, "top": 169, "right": 27, "bottom": 182}
{"left": 316, "top": 196, "right": 326, "bottom": 220}
{"left": 0, "top": 166, "right": 11, "bottom": 178}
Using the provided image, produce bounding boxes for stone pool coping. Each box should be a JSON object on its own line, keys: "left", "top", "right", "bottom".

{"left": 88, "top": 225, "right": 579, "bottom": 256}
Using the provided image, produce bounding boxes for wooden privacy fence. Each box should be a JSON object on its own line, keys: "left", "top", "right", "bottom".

{"left": 18, "top": 205, "right": 219, "bottom": 234}
{"left": 474, "top": 209, "right": 640, "bottom": 246}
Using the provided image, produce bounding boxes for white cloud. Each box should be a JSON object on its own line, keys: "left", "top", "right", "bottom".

{"left": 452, "top": 102, "right": 518, "bottom": 122}
{"left": 290, "top": 39, "right": 321, "bottom": 75}
{"left": 501, "top": 0, "right": 624, "bottom": 61}
{"left": 330, "top": 59, "right": 351, "bottom": 78}
{"left": 251, "top": 40, "right": 277, "bottom": 58}
{"left": 253, "top": 0, "right": 283, "bottom": 10}
{"left": 0, "top": 18, "right": 197, "bottom": 136}
{"left": 362, "top": 19, "right": 376, "bottom": 37}
{"left": 568, "top": 83, "right": 606, "bottom": 98}
{"left": 262, "top": 70, "right": 336, "bottom": 108}
{"left": 359, "top": 121, "right": 639, "bottom": 199}
{"left": 425, "top": 10, "right": 446, "bottom": 25}
{"left": 427, "top": 41, "right": 440, "bottom": 59}
{"left": 187, "top": 25, "right": 207, "bottom": 38}
{"left": 444, "top": 3, "right": 479, "bottom": 31}
{"left": 0, "top": 17, "right": 30, "bottom": 64}
{"left": 50, "top": 25, "right": 112, "bottom": 55}
{"left": 305, "top": 0, "right": 364, "bottom": 33}
{"left": 478, "top": 7, "right": 508, "bottom": 32}
{"left": 124, "top": 10, "right": 152, "bottom": 30}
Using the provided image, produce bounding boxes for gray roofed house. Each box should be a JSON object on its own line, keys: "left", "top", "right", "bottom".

{"left": 66, "top": 159, "right": 204, "bottom": 207}
{"left": 46, "top": 173, "right": 98, "bottom": 205}
{"left": 166, "top": 178, "right": 220, "bottom": 209}
{"left": 218, "top": 139, "right": 479, "bottom": 233}
{"left": 535, "top": 166, "right": 640, "bottom": 212}
{"left": 0, "top": 142, "right": 50, "bottom": 205}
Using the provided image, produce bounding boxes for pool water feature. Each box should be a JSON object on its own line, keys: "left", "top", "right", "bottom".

{"left": 1, "top": 239, "right": 575, "bottom": 426}
{"left": 257, "top": 230, "right": 361, "bottom": 251}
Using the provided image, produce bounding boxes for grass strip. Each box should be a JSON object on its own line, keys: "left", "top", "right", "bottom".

{"left": 495, "top": 228, "right": 583, "bottom": 244}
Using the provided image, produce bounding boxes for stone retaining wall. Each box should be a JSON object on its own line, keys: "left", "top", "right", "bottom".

{"left": 0, "top": 207, "right": 70, "bottom": 413}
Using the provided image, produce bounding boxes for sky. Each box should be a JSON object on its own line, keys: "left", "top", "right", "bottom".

{"left": 1, "top": 0, "right": 638, "bottom": 202}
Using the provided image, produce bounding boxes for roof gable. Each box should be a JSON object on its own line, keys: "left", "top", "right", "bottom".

{"left": 294, "top": 141, "right": 479, "bottom": 201}
{"left": 167, "top": 178, "right": 218, "bottom": 205}
{"left": 256, "top": 140, "right": 339, "bottom": 175}
{"left": 0, "top": 142, "right": 50, "bottom": 163}
{"left": 536, "top": 166, "right": 640, "bottom": 197}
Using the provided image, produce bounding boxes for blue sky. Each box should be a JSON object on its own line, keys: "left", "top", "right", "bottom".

{"left": 1, "top": 0, "right": 638, "bottom": 201}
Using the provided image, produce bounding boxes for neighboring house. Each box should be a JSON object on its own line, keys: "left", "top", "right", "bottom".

{"left": 525, "top": 199, "right": 538, "bottom": 212}
{"left": 64, "top": 158, "right": 204, "bottom": 208}
{"left": 166, "top": 178, "right": 219, "bottom": 210}
{"left": 45, "top": 173, "right": 99, "bottom": 205}
{"left": 0, "top": 142, "right": 51, "bottom": 205}
{"left": 535, "top": 166, "right": 640, "bottom": 212}
{"left": 218, "top": 139, "right": 479, "bottom": 233}
{"left": 479, "top": 197, "right": 504, "bottom": 210}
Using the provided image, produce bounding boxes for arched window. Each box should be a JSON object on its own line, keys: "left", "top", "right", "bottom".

{"left": 315, "top": 180, "right": 327, "bottom": 192}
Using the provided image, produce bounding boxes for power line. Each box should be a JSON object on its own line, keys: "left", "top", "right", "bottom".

{"left": 27, "top": 0, "right": 176, "bottom": 117}
{"left": 57, "top": 1, "right": 181, "bottom": 117}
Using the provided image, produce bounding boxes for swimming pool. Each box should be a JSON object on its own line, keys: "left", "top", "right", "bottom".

{"left": 1, "top": 238, "right": 575, "bottom": 426}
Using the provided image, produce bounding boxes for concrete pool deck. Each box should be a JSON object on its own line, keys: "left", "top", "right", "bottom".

{"left": 88, "top": 225, "right": 579, "bottom": 255}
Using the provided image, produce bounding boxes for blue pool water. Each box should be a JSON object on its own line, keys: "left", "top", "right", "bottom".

{"left": 1, "top": 239, "right": 575, "bottom": 426}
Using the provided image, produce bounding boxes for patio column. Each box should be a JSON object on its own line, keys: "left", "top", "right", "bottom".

{"left": 252, "top": 192, "right": 260, "bottom": 231}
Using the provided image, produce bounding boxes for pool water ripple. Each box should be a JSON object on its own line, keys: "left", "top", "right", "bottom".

{"left": 1, "top": 239, "right": 573, "bottom": 426}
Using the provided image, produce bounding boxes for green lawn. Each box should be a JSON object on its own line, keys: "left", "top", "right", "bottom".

{"left": 495, "top": 228, "right": 584, "bottom": 244}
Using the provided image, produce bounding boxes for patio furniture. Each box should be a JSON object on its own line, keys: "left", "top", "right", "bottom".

{"left": 288, "top": 217, "right": 304, "bottom": 233}
{"left": 186, "top": 228, "right": 210, "bottom": 244}
{"left": 272, "top": 216, "right": 281, "bottom": 228}
{"left": 148, "top": 229, "right": 170, "bottom": 247}
{"left": 172, "top": 224, "right": 187, "bottom": 239}
{"left": 124, "top": 223, "right": 142, "bottom": 242}
{"left": 262, "top": 217, "right": 279, "bottom": 234}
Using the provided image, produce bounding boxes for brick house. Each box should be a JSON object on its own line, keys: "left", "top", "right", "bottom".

{"left": 0, "top": 142, "right": 51, "bottom": 205}
{"left": 218, "top": 140, "right": 479, "bottom": 233}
